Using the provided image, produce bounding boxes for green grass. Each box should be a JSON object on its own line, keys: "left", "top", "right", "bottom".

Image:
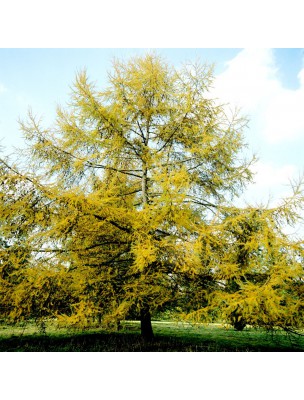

{"left": 0, "top": 320, "right": 303, "bottom": 351}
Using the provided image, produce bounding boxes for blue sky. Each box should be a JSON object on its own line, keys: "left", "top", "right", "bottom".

{"left": 0, "top": 48, "right": 304, "bottom": 214}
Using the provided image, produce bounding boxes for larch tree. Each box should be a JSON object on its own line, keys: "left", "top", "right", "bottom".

{"left": 185, "top": 184, "right": 304, "bottom": 333}
{"left": 0, "top": 158, "right": 74, "bottom": 330}
{"left": 1, "top": 54, "right": 256, "bottom": 340}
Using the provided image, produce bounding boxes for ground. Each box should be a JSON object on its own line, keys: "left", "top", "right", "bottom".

{"left": 0, "top": 320, "right": 303, "bottom": 351}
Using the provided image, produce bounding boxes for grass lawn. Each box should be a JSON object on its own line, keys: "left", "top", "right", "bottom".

{"left": 0, "top": 320, "right": 303, "bottom": 352}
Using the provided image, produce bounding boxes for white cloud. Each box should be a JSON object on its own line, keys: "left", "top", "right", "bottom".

{"left": 212, "top": 49, "right": 278, "bottom": 112}
{"left": 263, "top": 81, "right": 304, "bottom": 143}
{"left": 238, "top": 161, "right": 298, "bottom": 206}
{"left": 244, "top": 161, "right": 304, "bottom": 238}
{"left": 211, "top": 48, "right": 304, "bottom": 144}
{"left": 251, "top": 161, "right": 297, "bottom": 187}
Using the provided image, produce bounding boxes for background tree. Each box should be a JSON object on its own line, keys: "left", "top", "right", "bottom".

{"left": 1, "top": 54, "right": 255, "bottom": 340}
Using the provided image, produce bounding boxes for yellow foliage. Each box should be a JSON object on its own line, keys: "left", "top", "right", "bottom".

{"left": 1, "top": 53, "right": 304, "bottom": 334}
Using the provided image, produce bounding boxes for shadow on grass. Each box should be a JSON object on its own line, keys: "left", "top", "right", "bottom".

{"left": 0, "top": 327, "right": 303, "bottom": 352}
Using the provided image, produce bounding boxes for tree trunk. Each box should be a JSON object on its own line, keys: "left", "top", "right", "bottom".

{"left": 140, "top": 145, "right": 154, "bottom": 342}
{"left": 140, "top": 304, "right": 154, "bottom": 342}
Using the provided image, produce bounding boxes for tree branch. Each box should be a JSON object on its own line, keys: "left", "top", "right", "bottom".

{"left": 93, "top": 214, "right": 132, "bottom": 234}
{"left": 86, "top": 161, "right": 142, "bottom": 178}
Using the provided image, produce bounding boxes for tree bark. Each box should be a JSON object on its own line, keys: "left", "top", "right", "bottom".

{"left": 140, "top": 303, "right": 154, "bottom": 341}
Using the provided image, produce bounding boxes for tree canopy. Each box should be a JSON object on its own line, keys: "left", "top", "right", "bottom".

{"left": 1, "top": 53, "right": 303, "bottom": 340}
